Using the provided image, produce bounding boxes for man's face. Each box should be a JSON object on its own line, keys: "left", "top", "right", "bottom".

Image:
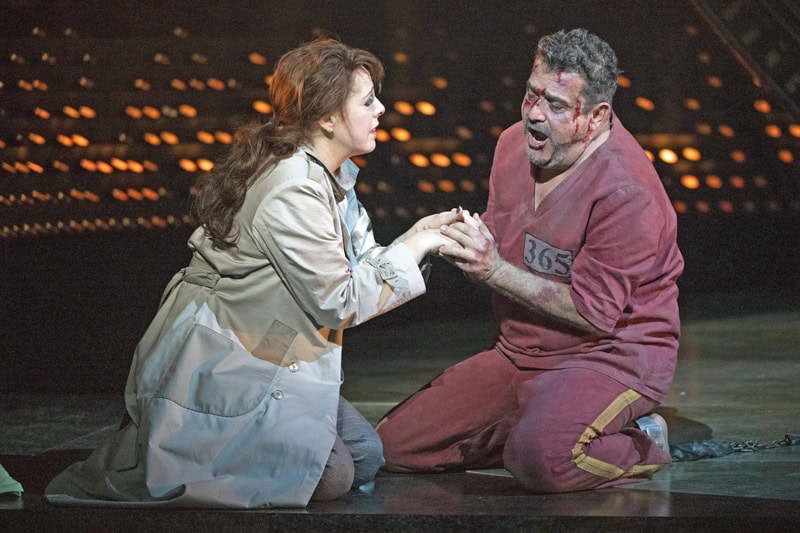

{"left": 521, "top": 59, "right": 592, "bottom": 170}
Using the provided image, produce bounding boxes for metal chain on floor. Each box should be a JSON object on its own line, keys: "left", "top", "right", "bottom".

{"left": 670, "top": 433, "right": 800, "bottom": 462}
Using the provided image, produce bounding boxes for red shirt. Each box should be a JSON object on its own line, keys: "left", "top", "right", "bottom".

{"left": 483, "top": 118, "right": 684, "bottom": 402}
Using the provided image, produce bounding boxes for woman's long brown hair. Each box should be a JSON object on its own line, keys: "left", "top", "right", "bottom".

{"left": 192, "top": 38, "right": 384, "bottom": 249}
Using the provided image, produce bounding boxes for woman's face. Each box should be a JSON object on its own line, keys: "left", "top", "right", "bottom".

{"left": 332, "top": 68, "right": 385, "bottom": 159}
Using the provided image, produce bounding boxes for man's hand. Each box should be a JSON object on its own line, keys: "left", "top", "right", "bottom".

{"left": 438, "top": 210, "right": 502, "bottom": 283}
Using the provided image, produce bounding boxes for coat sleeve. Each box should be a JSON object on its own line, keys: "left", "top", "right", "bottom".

{"left": 251, "top": 176, "right": 425, "bottom": 329}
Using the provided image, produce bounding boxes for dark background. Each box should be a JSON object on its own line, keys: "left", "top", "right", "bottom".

{"left": 1, "top": 0, "right": 798, "bottom": 393}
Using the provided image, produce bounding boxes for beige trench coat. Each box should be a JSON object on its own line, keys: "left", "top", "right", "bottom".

{"left": 45, "top": 149, "right": 426, "bottom": 508}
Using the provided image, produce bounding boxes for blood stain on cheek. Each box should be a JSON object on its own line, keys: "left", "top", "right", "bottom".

{"left": 572, "top": 101, "right": 582, "bottom": 135}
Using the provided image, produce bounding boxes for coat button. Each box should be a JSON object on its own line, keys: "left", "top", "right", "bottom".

{"left": 288, "top": 362, "right": 299, "bottom": 372}
{"left": 271, "top": 390, "right": 284, "bottom": 400}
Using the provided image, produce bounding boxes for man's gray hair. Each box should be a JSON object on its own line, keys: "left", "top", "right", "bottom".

{"left": 535, "top": 28, "right": 620, "bottom": 107}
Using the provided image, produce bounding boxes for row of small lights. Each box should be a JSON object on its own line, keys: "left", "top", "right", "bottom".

{"left": 0, "top": 186, "right": 169, "bottom": 207}
{"left": 672, "top": 198, "right": 798, "bottom": 215}
{"left": 0, "top": 214, "right": 193, "bottom": 240}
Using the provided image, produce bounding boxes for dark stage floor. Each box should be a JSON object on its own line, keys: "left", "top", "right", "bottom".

{"left": 1, "top": 290, "right": 799, "bottom": 531}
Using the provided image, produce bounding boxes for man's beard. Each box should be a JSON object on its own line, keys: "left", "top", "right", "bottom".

{"left": 525, "top": 127, "right": 583, "bottom": 169}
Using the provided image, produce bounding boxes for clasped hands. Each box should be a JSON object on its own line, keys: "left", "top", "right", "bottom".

{"left": 405, "top": 207, "right": 501, "bottom": 283}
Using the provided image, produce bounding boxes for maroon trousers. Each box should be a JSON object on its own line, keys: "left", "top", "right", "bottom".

{"left": 377, "top": 348, "right": 671, "bottom": 493}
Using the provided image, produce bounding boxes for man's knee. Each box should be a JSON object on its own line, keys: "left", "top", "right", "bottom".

{"left": 503, "top": 434, "right": 577, "bottom": 493}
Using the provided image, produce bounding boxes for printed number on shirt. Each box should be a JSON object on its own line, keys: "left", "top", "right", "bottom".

{"left": 523, "top": 232, "right": 573, "bottom": 278}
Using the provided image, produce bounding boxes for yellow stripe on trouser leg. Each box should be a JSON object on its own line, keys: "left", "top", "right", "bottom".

{"left": 571, "top": 389, "right": 663, "bottom": 480}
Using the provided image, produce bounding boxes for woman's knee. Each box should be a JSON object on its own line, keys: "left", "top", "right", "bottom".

{"left": 349, "top": 429, "right": 384, "bottom": 487}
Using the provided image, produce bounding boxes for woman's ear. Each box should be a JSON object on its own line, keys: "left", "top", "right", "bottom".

{"left": 319, "top": 114, "right": 336, "bottom": 136}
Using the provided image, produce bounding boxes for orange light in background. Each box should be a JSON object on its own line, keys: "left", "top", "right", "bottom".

{"left": 765, "top": 125, "right": 782, "bottom": 138}
{"left": 28, "top": 133, "right": 46, "bottom": 145}
{"left": 351, "top": 156, "right": 367, "bottom": 168}
{"left": 417, "top": 180, "right": 436, "bottom": 193}
{"left": 215, "top": 131, "right": 232, "bottom": 144}
{"left": 160, "top": 131, "right": 179, "bottom": 145}
{"left": 695, "top": 201, "right": 710, "bottom": 213}
{"left": 171, "top": 79, "right": 187, "bottom": 90}
{"left": 14, "top": 162, "right": 29, "bottom": 174}
{"left": 97, "top": 161, "right": 113, "bottom": 174}
{"left": 375, "top": 129, "right": 390, "bottom": 142}
{"left": 143, "top": 106, "right": 160, "bottom": 119}
{"left": 416, "top": 101, "right": 436, "bottom": 115}
{"left": 635, "top": 97, "right": 655, "bottom": 111}
{"left": 706, "top": 75, "right": 723, "bottom": 88}
{"left": 452, "top": 152, "right": 472, "bottom": 167}
{"left": 730, "top": 150, "right": 746, "bottom": 163}
{"left": 719, "top": 200, "right": 734, "bottom": 213}
{"left": 153, "top": 52, "right": 170, "bottom": 65}
{"left": 617, "top": 75, "right": 631, "bottom": 88}
{"left": 390, "top": 127, "right": 411, "bottom": 142}
{"left": 754, "top": 175, "right": 769, "bottom": 188}
{"left": 197, "top": 131, "right": 215, "bottom": 144}
{"left": 207, "top": 78, "right": 225, "bottom": 91}
{"left": 57, "top": 134, "right": 73, "bottom": 146}
{"left": 179, "top": 159, "right": 197, "bottom": 172}
{"left": 394, "top": 101, "right": 414, "bottom": 115}
{"left": 778, "top": 149, "right": 794, "bottom": 163}
{"left": 144, "top": 133, "right": 161, "bottom": 146}
{"left": 696, "top": 123, "right": 712, "bottom": 135}
{"left": 79, "top": 106, "right": 96, "bottom": 118}
{"left": 680, "top": 174, "right": 700, "bottom": 189}
{"left": 658, "top": 149, "right": 679, "bottom": 164}
{"left": 460, "top": 179, "right": 476, "bottom": 192}
{"left": 718, "top": 124, "right": 735, "bottom": 137}
{"left": 490, "top": 125, "right": 504, "bottom": 137}
{"left": 134, "top": 79, "right": 151, "bottom": 91}
{"left": 110, "top": 158, "right": 128, "bottom": 171}
{"left": 455, "top": 126, "right": 474, "bottom": 140}
{"left": 125, "top": 106, "right": 142, "bottom": 119}
{"left": 127, "top": 189, "right": 144, "bottom": 201}
{"left": 479, "top": 100, "right": 496, "bottom": 113}
{"left": 197, "top": 158, "right": 214, "bottom": 171}
{"left": 143, "top": 160, "right": 158, "bottom": 172}
{"left": 127, "top": 160, "right": 144, "bottom": 173}
{"left": 644, "top": 149, "right": 654, "bottom": 162}
{"left": 63, "top": 106, "right": 80, "bottom": 118}
{"left": 34, "top": 107, "right": 51, "bottom": 119}
{"left": 438, "top": 179, "right": 456, "bottom": 192}
{"left": 53, "top": 160, "right": 69, "bottom": 172}
{"left": 72, "top": 134, "right": 89, "bottom": 147}
{"left": 729, "top": 176, "right": 745, "bottom": 188}
{"left": 393, "top": 52, "right": 409, "bottom": 64}
{"left": 431, "top": 76, "right": 448, "bottom": 89}
{"left": 683, "top": 98, "right": 701, "bottom": 111}
{"left": 189, "top": 79, "right": 206, "bottom": 90}
{"left": 409, "top": 154, "right": 430, "bottom": 167}
{"left": 179, "top": 104, "right": 197, "bottom": 117}
{"left": 356, "top": 182, "right": 373, "bottom": 195}
{"left": 705, "top": 175, "right": 722, "bottom": 188}
{"left": 672, "top": 200, "right": 688, "bottom": 214}
{"left": 789, "top": 124, "right": 800, "bottom": 137}
{"left": 753, "top": 99, "right": 771, "bottom": 113}
{"left": 27, "top": 162, "right": 44, "bottom": 173}
{"left": 682, "top": 147, "right": 702, "bottom": 161}
{"left": 249, "top": 52, "right": 267, "bottom": 65}
{"left": 252, "top": 100, "right": 272, "bottom": 114}
{"left": 430, "top": 153, "right": 451, "bottom": 167}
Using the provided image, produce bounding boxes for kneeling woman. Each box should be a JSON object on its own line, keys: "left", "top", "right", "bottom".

{"left": 46, "top": 38, "right": 455, "bottom": 508}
